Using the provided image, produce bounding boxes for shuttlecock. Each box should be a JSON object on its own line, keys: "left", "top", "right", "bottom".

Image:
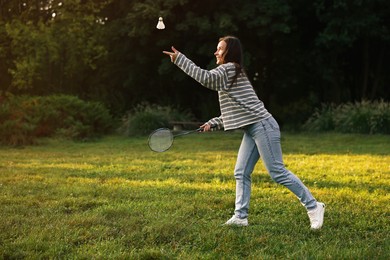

{"left": 156, "top": 17, "right": 165, "bottom": 30}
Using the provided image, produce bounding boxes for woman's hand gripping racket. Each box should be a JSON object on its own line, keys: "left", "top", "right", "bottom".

{"left": 148, "top": 126, "right": 214, "bottom": 152}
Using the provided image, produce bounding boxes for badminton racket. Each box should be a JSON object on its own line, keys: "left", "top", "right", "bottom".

{"left": 148, "top": 127, "right": 206, "bottom": 152}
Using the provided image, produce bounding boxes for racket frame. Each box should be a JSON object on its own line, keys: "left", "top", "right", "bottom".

{"left": 148, "top": 127, "right": 202, "bottom": 152}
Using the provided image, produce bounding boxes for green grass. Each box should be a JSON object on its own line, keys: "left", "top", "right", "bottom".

{"left": 0, "top": 132, "right": 389, "bottom": 259}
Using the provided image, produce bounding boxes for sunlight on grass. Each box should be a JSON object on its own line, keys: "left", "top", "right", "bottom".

{"left": 0, "top": 133, "right": 389, "bottom": 259}
{"left": 285, "top": 154, "right": 390, "bottom": 186}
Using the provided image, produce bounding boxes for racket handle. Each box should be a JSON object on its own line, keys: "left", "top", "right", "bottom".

{"left": 174, "top": 125, "right": 217, "bottom": 137}
{"left": 198, "top": 124, "right": 217, "bottom": 132}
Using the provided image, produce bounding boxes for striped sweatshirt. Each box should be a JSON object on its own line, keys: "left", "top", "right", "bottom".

{"left": 174, "top": 52, "right": 271, "bottom": 131}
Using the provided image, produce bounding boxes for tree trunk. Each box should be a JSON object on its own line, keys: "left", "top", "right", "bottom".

{"left": 371, "top": 41, "right": 385, "bottom": 100}
{"left": 361, "top": 38, "right": 370, "bottom": 100}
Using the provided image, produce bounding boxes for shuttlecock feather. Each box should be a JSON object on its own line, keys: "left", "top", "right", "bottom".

{"left": 156, "top": 17, "right": 165, "bottom": 30}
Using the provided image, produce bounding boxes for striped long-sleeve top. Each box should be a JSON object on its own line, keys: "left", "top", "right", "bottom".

{"left": 174, "top": 52, "right": 272, "bottom": 131}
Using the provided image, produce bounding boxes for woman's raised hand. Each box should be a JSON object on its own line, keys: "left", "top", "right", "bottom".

{"left": 163, "top": 46, "right": 179, "bottom": 63}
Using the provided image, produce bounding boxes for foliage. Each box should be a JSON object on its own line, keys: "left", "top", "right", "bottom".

{"left": 119, "top": 103, "right": 194, "bottom": 136}
{"left": 0, "top": 94, "right": 113, "bottom": 145}
{"left": 1, "top": 0, "right": 110, "bottom": 97}
{"left": 0, "top": 133, "right": 389, "bottom": 258}
{"left": 304, "top": 100, "right": 390, "bottom": 134}
{"left": 0, "top": 0, "right": 389, "bottom": 123}
{"left": 313, "top": 0, "right": 390, "bottom": 101}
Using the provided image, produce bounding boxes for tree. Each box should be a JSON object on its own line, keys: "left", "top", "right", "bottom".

{"left": 1, "top": 0, "right": 110, "bottom": 97}
{"left": 1, "top": 0, "right": 389, "bottom": 126}
{"left": 314, "top": 0, "right": 390, "bottom": 101}
{"left": 99, "top": 0, "right": 298, "bottom": 118}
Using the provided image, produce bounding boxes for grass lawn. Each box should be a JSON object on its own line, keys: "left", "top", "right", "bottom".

{"left": 0, "top": 132, "right": 389, "bottom": 259}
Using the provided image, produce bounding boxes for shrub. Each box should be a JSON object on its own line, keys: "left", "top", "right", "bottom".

{"left": 334, "top": 101, "right": 372, "bottom": 133}
{"left": 271, "top": 97, "right": 316, "bottom": 131}
{"left": 304, "top": 100, "right": 390, "bottom": 134}
{"left": 0, "top": 94, "right": 113, "bottom": 145}
{"left": 120, "top": 103, "right": 195, "bottom": 136}
{"left": 302, "top": 104, "right": 336, "bottom": 132}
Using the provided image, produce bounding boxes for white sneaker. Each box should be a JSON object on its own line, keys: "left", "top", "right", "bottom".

{"left": 224, "top": 215, "right": 248, "bottom": 226}
{"left": 307, "top": 202, "right": 325, "bottom": 230}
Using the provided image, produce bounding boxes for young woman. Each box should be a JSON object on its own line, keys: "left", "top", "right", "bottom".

{"left": 163, "top": 36, "right": 325, "bottom": 229}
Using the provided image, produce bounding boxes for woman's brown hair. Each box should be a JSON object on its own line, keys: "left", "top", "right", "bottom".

{"left": 219, "top": 36, "right": 245, "bottom": 86}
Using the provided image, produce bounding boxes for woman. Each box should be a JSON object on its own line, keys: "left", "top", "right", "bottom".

{"left": 163, "top": 36, "right": 325, "bottom": 229}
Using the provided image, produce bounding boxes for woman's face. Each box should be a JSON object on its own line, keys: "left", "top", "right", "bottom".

{"left": 214, "top": 40, "right": 227, "bottom": 65}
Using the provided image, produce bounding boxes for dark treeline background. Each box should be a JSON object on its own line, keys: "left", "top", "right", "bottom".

{"left": 0, "top": 0, "right": 389, "bottom": 127}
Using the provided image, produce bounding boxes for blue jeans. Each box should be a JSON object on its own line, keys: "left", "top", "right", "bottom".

{"left": 234, "top": 117, "right": 317, "bottom": 219}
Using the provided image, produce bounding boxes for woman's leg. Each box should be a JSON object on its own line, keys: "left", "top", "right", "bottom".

{"left": 250, "top": 117, "right": 317, "bottom": 210}
{"left": 233, "top": 131, "right": 260, "bottom": 219}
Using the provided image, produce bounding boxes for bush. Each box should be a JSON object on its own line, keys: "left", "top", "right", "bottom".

{"left": 303, "top": 104, "right": 337, "bottom": 132}
{"left": 120, "top": 103, "right": 195, "bottom": 136}
{"left": 0, "top": 94, "right": 113, "bottom": 145}
{"left": 271, "top": 97, "right": 316, "bottom": 131}
{"left": 304, "top": 100, "right": 390, "bottom": 134}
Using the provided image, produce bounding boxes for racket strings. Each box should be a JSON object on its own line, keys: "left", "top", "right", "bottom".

{"left": 148, "top": 128, "right": 174, "bottom": 152}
